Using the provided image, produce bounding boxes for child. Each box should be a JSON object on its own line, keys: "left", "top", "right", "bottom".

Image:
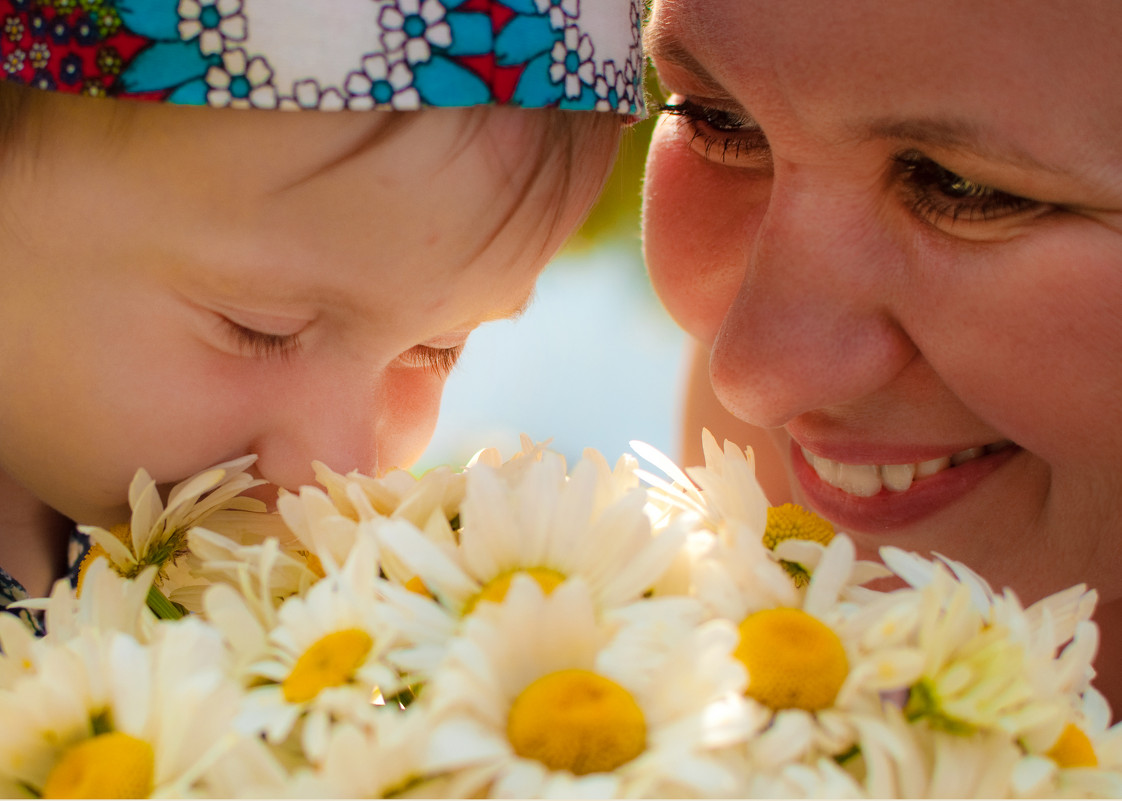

{"left": 0, "top": 0, "right": 642, "bottom": 611}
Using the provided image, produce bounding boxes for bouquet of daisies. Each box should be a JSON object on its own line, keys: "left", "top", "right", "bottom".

{"left": 1, "top": 433, "right": 1118, "bottom": 798}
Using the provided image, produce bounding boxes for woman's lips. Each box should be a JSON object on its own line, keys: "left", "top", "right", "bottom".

{"left": 790, "top": 439, "right": 1022, "bottom": 533}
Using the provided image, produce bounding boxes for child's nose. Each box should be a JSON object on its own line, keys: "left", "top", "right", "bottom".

{"left": 248, "top": 363, "right": 444, "bottom": 492}
{"left": 708, "top": 176, "right": 916, "bottom": 428}
{"left": 248, "top": 373, "right": 388, "bottom": 492}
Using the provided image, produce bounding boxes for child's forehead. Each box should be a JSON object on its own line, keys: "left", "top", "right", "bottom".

{"left": 0, "top": 0, "right": 645, "bottom": 118}
{"left": 50, "top": 106, "right": 587, "bottom": 306}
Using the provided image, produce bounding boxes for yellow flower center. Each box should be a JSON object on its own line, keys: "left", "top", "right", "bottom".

{"left": 735, "top": 608, "right": 848, "bottom": 711}
{"left": 763, "top": 505, "right": 834, "bottom": 588}
{"left": 763, "top": 503, "right": 834, "bottom": 549}
{"left": 282, "top": 627, "right": 374, "bottom": 703}
{"left": 42, "top": 732, "right": 154, "bottom": 799}
{"left": 465, "top": 567, "right": 566, "bottom": 614}
{"left": 1047, "top": 723, "right": 1098, "bottom": 768}
{"left": 507, "top": 669, "right": 646, "bottom": 775}
{"left": 75, "top": 523, "right": 132, "bottom": 594}
{"left": 297, "top": 550, "right": 326, "bottom": 579}
{"left": 404, "top": 575, "right": 433, "bottom": 598}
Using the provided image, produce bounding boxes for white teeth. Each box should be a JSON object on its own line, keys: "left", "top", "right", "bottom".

{"left": 880, "top": 463, "right": 916, "bottom": 493}
{"left": 810, "top": 454, "right": 840, "bottom": 485}
{"left": 833, "top": 463, "right": 881, "bottom": 497}
{"left": 803, "top": 442, "right": 1007, "bottom": 497}
{"left": 914, "top": 456, "right": 951, "bottom": 478}
{"left": 950, "top": 447, "right": 984, "bottom": 466}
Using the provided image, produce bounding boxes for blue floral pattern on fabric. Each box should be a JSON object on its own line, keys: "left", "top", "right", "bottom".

{"left": 0, "top": 0, "right": 644, "bottom": 115}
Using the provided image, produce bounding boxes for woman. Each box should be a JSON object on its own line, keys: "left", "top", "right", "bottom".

{"left": 641, "top": 0, "right": 1122, "bottom": 709}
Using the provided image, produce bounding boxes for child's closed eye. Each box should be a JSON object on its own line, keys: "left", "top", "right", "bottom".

{"left": 219, "top": 317, "right": 303, "bottom": 360}
{"left": 397, "top": 343, "right": 465, "bottom": 378}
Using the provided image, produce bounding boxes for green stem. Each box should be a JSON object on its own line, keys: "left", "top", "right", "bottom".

{"left": 147, "top": 585, "right": 183, "bottom": 620}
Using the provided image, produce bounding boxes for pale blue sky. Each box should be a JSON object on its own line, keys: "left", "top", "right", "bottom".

{"left": 417, "top": 245, "right": 686, "bottom": 471}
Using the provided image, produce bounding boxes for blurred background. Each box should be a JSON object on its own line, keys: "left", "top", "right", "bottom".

{"left": 416, "top": 94, "right": 688, "bottom": 471}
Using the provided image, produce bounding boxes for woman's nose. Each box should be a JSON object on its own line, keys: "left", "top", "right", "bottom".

{"left": 709, "top": 176, "right": 916, "bottom": 429}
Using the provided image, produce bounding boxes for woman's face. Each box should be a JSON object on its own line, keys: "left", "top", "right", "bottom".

{"left": 642, "top": 0, "right": 1122, "bottom": 603}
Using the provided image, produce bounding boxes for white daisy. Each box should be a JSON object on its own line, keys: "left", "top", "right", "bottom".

{"left": 0, "top": 618, "right": 245, "bottom": 798}
{"left": 709, "top": 535, "right": 927, "bottom": 772}
{"left": 230, "top": 534, "right": 403, "bottom": 764}
{"left": 76, "top": 455, "right": 264, "bottom": 594}
{"left": 423, "top": 576, "right": 753, "bottom": 798}
{"left": 849, "top": 701, "right": 1025, "bottom": 798}
{"left": 634, "top": 433, "right": 790, "bottom": 599}
{"left": 901, "top": 563, "right": 1071, "bottom": 743}
{"left": 274, "top": 484, "right": 372, "bottom": 573}
{"left": 184, "top": 525, "right": 322, "bottom": 618}
{"left": 548, "top": 25, "right": 596, "bottom": 99}
{"left": 206, "top": 48, "right": 278, "bottom": 109}
{"left": 1009, "top": 669, "right": 1122, "bottom": 797}
{"left": 21, "top": 558, "right": 157, "bottom": 645}
{"left": 376, "top": 448, "right": 686, "bottom": 620}
{"left": 177, "top": 0, "right": 246, "bottom": 55}
{"left": 742, "top": 755, "right": 867, "bottom": 798}
{"left": 316, "top": 456, "right": 469, "bottom": 526}
{"left": 634, "top": 429, "right": 771, "bottom": 537}
{"left": 278, "top": 708, "right": 450, "bottom": 798}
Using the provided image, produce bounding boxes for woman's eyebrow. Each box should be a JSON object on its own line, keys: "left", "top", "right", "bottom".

{"left": 643, "top": 19, "right": 726, "bottom": 96}
{"left": 861, "top": 116, "right": 1063, "bottom": 174}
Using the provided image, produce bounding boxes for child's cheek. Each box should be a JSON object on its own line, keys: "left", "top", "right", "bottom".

{"left": 376, "top": 367, "right": 446, "bottom": 473}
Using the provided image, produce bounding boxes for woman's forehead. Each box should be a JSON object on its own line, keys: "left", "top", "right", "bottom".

{"left": 649, "top": 0, "right": 1122, "bottom": 162}
{"left": 655, "top": 2, "right": 1115, "bottom": 82}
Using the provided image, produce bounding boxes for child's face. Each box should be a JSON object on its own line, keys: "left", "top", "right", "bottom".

{"left": 0, "top": 100, "right": 598, "bottom": 525}
{"left": 643, "top": 0, "right": 1122, "bottom": 602}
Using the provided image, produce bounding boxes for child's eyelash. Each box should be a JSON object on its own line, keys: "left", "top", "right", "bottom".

{"left": 221, "top": 318, "right": 302, "bottom": 360}
{"left": 400, "top": 344, "right": 465, "bottom": 378}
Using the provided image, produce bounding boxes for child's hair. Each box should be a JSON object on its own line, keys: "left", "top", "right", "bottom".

{"left": 0, "top": 79, "right": 623, "bottom": 259}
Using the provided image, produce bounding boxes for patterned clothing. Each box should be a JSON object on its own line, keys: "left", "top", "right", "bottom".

{"left": 0, "top": 527, "right": 89, "bottom": 635}
{"left": 0, "top": 0, "right": 645, "bottom": 115}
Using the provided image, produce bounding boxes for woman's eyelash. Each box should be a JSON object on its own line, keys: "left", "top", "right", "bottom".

{"left": 401, "top": 344, "right": 464, "bottom": 378}
{"left": 893, "top": 150, "right": 1040, "bottom": 224}
{"left": 658, "top": 99, "right": 751, "bottom": 133}
{"left": 658, "top": 99, "right": 770, "bottom": 164}
{"left": 221, "top": 318, "right": 302, "bottom": 360}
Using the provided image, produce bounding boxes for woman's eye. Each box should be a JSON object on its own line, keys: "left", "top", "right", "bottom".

{"left": 894, "top": 151, "right": 1045, "bottom": 226}
{"left": 398, "top": 344, "right": 465, "bottom": 378}
{"left": 659, "top": 97, "right": 772, "bottom": 168}
{"left": 220, "top": 318, "right": 302, "bottom": 360}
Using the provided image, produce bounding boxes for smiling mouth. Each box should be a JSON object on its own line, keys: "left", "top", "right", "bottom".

{"left": 799, "top": 440, "right": 1015, "bottom": 497}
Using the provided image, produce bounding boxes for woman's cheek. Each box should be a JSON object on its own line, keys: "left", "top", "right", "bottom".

{"left": 643, "top": 127, "right": 768, "bottom": 345}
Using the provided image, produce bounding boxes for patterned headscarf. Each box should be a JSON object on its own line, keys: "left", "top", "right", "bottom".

{"left": 0, "top": 0, "right": 644, "bottom": 116}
